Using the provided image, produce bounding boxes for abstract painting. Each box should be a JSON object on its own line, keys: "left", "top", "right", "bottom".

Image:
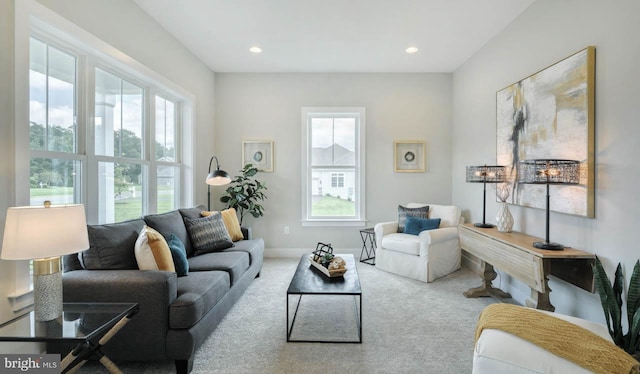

{"left": 496, "top": 47, "right": 595, "bottom": 217}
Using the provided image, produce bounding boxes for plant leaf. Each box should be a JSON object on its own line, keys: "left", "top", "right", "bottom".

{"left": 592, "top": 257, "right": 618, "bottom": 339}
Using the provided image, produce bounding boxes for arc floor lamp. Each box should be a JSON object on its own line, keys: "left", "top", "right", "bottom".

{"left": 206, "top": 156, "right": 232, "bottom": 210}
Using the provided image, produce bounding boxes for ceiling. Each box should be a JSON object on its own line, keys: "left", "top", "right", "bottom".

{"left": 133, "top": 0, "right": 535, "bottom": 73}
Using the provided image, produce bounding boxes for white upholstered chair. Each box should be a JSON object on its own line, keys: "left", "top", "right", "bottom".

{"left": 374, "top": 203, "right": 462, "bottom": 282}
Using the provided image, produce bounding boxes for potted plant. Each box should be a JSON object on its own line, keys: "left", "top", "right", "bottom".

{"left": 592, "top": 256, "right": 640, "bottom": 360}
{"left": 219, "top": 163, "right": 268, "bottom": 225}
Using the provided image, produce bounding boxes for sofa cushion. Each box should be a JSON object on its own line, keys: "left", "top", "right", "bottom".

{"left": 404, "top": 217, "right": 441, "bottom": 235}
{"left": 168, "top": 234, "right": 189, "bottom": 277}
{"left": 397, "top": 205, "right": 429, "bottom": 233}
{"left": 187, "top": 251, "right": 250, "bottom": 285}
{"left": 170, "top": 271, "right": 230, "bottom": 329}
{"left": 134, "top": 226, "right": 175, "bottom": 272}
{"left": 201, "top": 208, "right": 244, "bottom": 242}
{"left": 381, "top": 233, "right": 421, "bottom": 256}
{"left": 178, "top": 205, "right": 207, "bottom": 220}
{"left": 79, "top": 218, "right": 145, "bottom": 270}
{"left": 226, "top": 238, "right": 265, "bottom": 266}
{"left": 184, "top": 213, "right": 234, "bottom": 256}
{"left": 144, "top": 210, "right": 193, "bottom": 258}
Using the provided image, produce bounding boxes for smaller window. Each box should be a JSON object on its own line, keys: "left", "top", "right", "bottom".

{"left": 331, "top": 173, "right": 345, "bottom": 188}
{"left": 301, "top": 107, "right": 366, "bottom": 226}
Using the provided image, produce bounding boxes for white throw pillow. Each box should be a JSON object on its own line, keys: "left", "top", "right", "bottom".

{"left": 134, "top": 225, "right": 176, "bottom": 272}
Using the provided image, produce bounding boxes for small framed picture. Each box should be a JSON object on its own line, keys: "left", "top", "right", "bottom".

{"left": 394, "top": 141, "right": 426, "bottom": 172}
{"left": 242, "top": 140, "right": 274, "bottom": 172}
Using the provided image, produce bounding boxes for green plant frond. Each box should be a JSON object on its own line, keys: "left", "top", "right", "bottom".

{"left": 593, "top": 258, "right": 618, "bottom": 336}
{"left": 628, "top": 306, "right": 640, "bottom": 354}
{"left": 614, "top": 264, "right": 624, "bottom": 308}
{"left": 245, "top": 169, "right": 258, "bottom": 177}
{"left": 628, "top": 260, "right": 640, "bottom": 327}
{"left": 220, "top": 196, "right": 230, "bottom": 203}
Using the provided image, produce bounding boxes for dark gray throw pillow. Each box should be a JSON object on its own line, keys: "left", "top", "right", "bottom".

{"left": 397, "top": 205, "right": 429, "bottom": 233}
{"left": 145, "top": 210, "right": 194, "bottom": 257}
{"left": 184, "top": 213, "right": 234, "bottom": 256}
{"left": 79, "top": 218, "right": 145, "bottom": 270}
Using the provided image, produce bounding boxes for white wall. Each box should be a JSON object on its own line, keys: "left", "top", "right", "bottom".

{"left": 0, "top": 0, "right": 216, "bottom": 326}
{"left": 452, "top": 0, "right": 640, "bottom": 321}
{"left": 214, "top": 73, "right": 452, "bottom": 254}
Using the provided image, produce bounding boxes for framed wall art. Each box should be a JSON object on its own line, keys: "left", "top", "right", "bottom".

{"left": 496, "top": 46, "right": 595, "bottom": 217}
{"left": 242, "top": 140, "right": 274, "bottom": 172}
{"left": 394, "top": 141, "right": 426, "bottom": 173}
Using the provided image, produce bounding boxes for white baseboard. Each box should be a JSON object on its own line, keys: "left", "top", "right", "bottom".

{"left": 265, "top": 247, "right": 361, "bottom": 258}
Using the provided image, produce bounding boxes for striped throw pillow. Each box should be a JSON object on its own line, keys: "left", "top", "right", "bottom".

{"left": 184, "top": 213, "right": 234, "bottom": 256}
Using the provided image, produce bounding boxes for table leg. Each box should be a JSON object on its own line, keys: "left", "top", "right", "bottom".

{"left": 463, "top": 261, "right": 512, "bottom": 299}
{"left": 526, "top": 271, "right": 555, "bottom": 311}
{"left": 61, "top": 309, "right": 136, "bottom": 374}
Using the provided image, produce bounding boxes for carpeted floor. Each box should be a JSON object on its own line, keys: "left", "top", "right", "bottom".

{"left": 81, "top": 257, "right": 496, "bottom": 373}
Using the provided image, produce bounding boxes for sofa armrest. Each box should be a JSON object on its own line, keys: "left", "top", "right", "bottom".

{"left": 241, "top": 226, "right": 253, "bottom": 240}
{"left": 418, "top": 227, "right": 459, "bottom": 256}
{"left": 61, "top": 270, "right": 178, "bottom": 361}
{"left": 374, "top": 221, "right": 398, "bottom": 247}
{"left": 63, "top": 269, "right": 177, "bottom": 306}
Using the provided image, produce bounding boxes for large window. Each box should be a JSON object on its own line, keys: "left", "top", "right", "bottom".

{"left": 302, "top": 108, "right": 366, "bottom": 225}
{"left": 27, "top": 35, "right": 186, "bottom": 223}
{"left": 29, "top": 37, "right": 82, "bottom": 206}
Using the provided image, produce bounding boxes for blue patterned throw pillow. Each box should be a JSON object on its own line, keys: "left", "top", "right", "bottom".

{"left": 184, "top": 213, "right": 234, "bottom": 256}
{"left": 397, "top": 205, "right": 429, "bottom": 233}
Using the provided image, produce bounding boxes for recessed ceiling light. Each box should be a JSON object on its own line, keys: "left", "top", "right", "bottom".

{"left": 406, "top": 47, "right": 419, "bottom": 54}
{"left": 249, "top": 46, "right": 262, "bottom": 54}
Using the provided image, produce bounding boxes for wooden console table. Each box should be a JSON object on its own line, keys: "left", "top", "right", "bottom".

{"left": 458, "top": 223, "right": 595, "bottom": 311}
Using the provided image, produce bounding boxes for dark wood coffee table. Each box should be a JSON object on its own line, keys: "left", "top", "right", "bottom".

{"left": 286, "top": 253, "right": 362, "bottom": 343}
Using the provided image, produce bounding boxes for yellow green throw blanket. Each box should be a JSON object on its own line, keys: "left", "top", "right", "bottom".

{"left": 475, "top": 304, "right": 640, "bottom": 374}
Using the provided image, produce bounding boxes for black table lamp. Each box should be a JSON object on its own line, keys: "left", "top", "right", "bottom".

{"left": 466, "top": 165, "right": 506, "bottom": 228}
{"left": 518, "top": 159, "right": 580, "bottom": 250}
{"left": 206, "top": 156, "right": 231, "bottom": 210}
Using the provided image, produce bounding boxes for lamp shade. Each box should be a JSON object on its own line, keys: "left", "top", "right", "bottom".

{"left": 205, "top": 156, "right": 232, "bottom": 187}
{"left": 206, "top": 169, "right": 232, "bottom": 186}
{"left": 1, "top": 204, "right": 89, "bottom": 260}
{"left": 466, "top": 165, "right": 506, "bottom": 183}
{"left": 518, "top": 159, "right": 580, "bottom": 185}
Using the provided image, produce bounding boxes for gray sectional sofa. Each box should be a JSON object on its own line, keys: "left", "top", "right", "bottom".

{"left": 57, "top": 205, "right": 264, "bottom": 373}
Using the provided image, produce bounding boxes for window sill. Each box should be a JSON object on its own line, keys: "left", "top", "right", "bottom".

{"left": 301, "top": 219, "right": 367, "bottom": 228}
{"left": 7, "top": 289, "right": 34, "bottom": 313}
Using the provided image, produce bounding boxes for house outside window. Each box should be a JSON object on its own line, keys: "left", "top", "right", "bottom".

{"left": 301, "top": 107, "right": 366, "bottom": 226}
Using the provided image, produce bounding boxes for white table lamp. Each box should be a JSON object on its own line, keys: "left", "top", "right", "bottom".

{"left": 1, "top": 202, "right": 89, "bottom": 321}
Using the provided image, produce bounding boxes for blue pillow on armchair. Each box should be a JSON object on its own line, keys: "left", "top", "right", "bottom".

{"left": 404, "top": 217, "right": 441, "bottom": 235}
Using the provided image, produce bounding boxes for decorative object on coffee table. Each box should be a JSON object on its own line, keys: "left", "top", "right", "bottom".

{"left": 309, "top": 242, "right": 347, "bottom": 277}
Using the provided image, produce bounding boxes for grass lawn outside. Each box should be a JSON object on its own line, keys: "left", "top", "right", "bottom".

{"left": 30, "top": 185, "right": 175, "bottom": 222}
{"left": 312, "top": 195, "right": 355, "bottom": 216}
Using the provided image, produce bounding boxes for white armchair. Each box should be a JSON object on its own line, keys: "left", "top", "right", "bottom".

{"left": 374, "top": 203, "right": 462, "bottom": 282}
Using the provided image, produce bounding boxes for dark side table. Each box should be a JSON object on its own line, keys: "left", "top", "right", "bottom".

{"left": 359, "top": 227, "right": 376, "bottom": 265}
{"left": 0, "top": 302, "right": 138, "bottom": 374}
